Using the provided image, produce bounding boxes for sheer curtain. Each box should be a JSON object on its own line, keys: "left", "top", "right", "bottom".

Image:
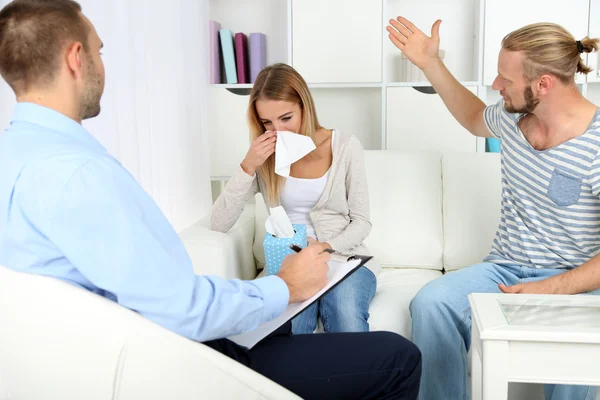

{"left": 0, "top": 0, "right": 212, "bottom": 232}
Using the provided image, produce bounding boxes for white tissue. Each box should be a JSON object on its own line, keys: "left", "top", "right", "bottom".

{"left": 265, "top": 206, "right": 296, "bottom": 238}
{"left": 274, "top": 131, "right": 316, "bottom": 178}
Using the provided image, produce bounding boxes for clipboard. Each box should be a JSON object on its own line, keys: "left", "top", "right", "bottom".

{"left": 324, "top": 248, "right": 367, "bottom": 264}
{"left": 227, "top": 254, "right": 373, "bottom": 349}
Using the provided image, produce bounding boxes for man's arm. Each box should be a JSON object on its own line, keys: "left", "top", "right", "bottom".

{"left": 387, "top": 17, "right": 492, "bottom": 138}
{"left": 46, "top": 157, "right": 291, "bottom": 342}
{"left": 499, "top": 254, "right": 600, "bottom": 294}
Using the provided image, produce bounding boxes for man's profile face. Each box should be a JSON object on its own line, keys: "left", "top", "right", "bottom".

{"left": 493, "top": 49, "right": 539, "bottom": 114}
{"left": 80, "top": 14, "right": 105, "bottom": 120}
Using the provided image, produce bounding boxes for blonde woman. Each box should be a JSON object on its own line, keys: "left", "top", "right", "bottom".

{"left": 388, "top": 17, "right": 600, "bottom": 400}
{"left": 211, "top": 63, "right": 378, "bottom": 334}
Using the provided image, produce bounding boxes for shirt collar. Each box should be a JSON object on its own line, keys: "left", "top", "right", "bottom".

{"left": 10, "top": 102, "right": 104, "bottom": 150}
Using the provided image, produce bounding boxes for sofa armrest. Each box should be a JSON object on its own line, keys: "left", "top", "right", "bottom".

{"left": 179, "top": 205, "right": 257, "bottom": 280}
{"left": 121, "top": 329, "right": 302, "bottom": 400}
{"left": 0, "top": 265, "right": 300, "bottom": 400}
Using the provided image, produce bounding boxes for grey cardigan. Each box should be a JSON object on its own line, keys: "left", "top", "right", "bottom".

{"left": 210, "top": 130, "right": 379, "bottom": 276}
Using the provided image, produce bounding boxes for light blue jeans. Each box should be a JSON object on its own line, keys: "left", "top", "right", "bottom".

{"left": 410, "top": 262, "right": 599, "bottom": 400}
{"left": 292, "top": 266, "right": 376, "bottom": 334}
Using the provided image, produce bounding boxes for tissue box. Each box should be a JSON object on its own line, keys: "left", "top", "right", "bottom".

{"left": 263, "top": 224, "right": 308, "bottom": 275}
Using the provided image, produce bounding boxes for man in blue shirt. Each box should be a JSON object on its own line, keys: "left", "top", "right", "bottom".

{"left": 0, "top": 1, "right": 421, "bottom": 399}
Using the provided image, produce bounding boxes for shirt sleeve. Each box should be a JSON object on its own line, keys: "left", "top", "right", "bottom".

{"left": 210, "top": 165, "right": 260, "bottom": 232}
{"left": 47, "top": 156, "right": 289, "bottom": 342}
{"left": 483, "top": 100, "right": 508, "bottom": 140}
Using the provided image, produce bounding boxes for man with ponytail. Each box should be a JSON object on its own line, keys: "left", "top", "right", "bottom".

{"left": 387, "top": 17, "right": 600, "bottom": 400}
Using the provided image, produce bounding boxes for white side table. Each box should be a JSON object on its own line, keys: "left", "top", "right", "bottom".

{"left": 469, "top": 293, "right": 600, "bottom": 400}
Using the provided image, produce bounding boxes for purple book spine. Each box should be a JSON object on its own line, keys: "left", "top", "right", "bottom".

{"left": 235, "top": 33, "right": 249, "bottom": 84}
{"left": 249, "top": 33, "right": 267, "bottom": 83}
{"left": 209, "top": 20, "right": 221, "bottom": 84}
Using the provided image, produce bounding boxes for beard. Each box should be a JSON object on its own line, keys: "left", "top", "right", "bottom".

{"left": 503, "top": 86, "right": 539, "bottom": 114}
{"left": 80, "top": 53, "right": 104, "bottom": 120}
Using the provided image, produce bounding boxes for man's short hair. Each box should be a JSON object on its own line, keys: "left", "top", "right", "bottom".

{"left": 0, "top": 0, "right": 89, "bottom": 94}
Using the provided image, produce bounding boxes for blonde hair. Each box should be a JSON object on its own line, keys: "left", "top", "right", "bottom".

{"left": 502, "top": 22, "right": 599, "bottom": 84}
{"left": 247, "top": 63, "right": 322, "bottom": 205}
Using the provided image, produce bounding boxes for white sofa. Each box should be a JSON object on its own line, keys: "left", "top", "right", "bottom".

{"left": 180, "top": 150, "right": 552, "bottom": 399}
{"left": 0, "top": 151, "right": 577, "bottom": 399}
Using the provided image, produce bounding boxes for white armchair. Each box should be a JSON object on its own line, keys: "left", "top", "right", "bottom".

{"left": 0, "top": 265, "right": 300, "bottom": 400}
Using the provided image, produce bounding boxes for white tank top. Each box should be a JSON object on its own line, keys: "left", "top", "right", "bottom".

{"left": 279, "top": 131, "right": 335, "bottom": 240}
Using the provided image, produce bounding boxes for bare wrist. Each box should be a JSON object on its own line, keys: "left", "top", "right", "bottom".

{"left": 422, "top": 57, "right": 444, "bottom": 75}
{"left": 552, "top": 273, "right": 573, "bottom": 295}
{"left": 240, "top": 162, "right": 255, "bottom": 177}
{"left": 278, "top": 274, "right": 299, "bottom": 303}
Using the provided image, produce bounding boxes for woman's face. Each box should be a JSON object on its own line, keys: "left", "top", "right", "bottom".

{"left": 255, "top": 99, "right": 302, "bottom": 134}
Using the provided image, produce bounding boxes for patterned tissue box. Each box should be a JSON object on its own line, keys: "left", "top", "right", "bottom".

{"left": 263, "top": 224, "right": 308, "bottom": 275}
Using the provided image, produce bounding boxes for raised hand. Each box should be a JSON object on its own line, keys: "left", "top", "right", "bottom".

{"left": 241, "top": 131, "right": 277, "bottom": 176}
{"left": 386, "top": 17, "right": 442, "bottom": 71}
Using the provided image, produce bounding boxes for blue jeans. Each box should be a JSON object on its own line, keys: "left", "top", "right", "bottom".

{"left": 410, "top": 263, "right": 599, "bottom": 400}
{"left": 292, "top": 266, "right": 377, "bottom": 334}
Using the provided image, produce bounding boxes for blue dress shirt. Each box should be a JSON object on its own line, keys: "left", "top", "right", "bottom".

{"left": 0, "top": 103, "right": 289, "bottom": 342}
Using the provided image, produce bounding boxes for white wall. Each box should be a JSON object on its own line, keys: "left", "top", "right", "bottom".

{"left": 0, "top": 0, "right": 212, "bottom": 232}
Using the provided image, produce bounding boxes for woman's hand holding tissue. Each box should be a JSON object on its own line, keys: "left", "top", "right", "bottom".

{"left": 277, "top": 242, "right": 331, "bottom": 303}
{"left": 307, "top": 237, "right": 332, "bottom": 251}
{"left": 241, "top": 131, "right": 277, "bottom": 176}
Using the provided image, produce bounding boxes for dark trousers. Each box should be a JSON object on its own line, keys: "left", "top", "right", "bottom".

{"left": 204, "top": 323, "right": 421, "bottom": 400}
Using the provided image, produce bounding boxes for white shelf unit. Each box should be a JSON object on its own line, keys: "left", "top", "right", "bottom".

{"left": 292, "top": 0, "right": 382, "bottom": 84}
{"left": 483, "top": 0, "right": 590, "bottom": 86}
{"left": 208, "top": 0, "right": 600, "bottom": 180}
{"left": 587, "top": 0, "right": 600, "bottom": 82}
{"left": 586, "top": 82, "right": 600, "bottom": 105}
{"left": 385, "top": 0, "right": 481, "bottom": 84}
{"left": 386, "top": 86, "right": 479, "bottom": 153}
{"left": 208, "top": 0, "right": 288, "bottom": 67}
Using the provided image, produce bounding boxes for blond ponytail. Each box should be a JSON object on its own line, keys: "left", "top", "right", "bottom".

{"left": 502, "top": 23, "right": 600, "bottom": 84}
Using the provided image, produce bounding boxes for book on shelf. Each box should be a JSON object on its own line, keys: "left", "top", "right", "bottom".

{"left": 219, "top": 28, "right": 238, "bottom": 84}
{"left": 249, "top": 33, "right": 266, "bottom": 83}
{"left": 234, "top": 33, "right": 249, "bottom": 84}
{"left": 209, "top": 20, "right": 221, "bottom": 84}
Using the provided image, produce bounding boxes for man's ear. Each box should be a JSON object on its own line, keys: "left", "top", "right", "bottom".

{"left": 65, "top": 42, "right": 84, "bottom": 79}
{"left": 536, "top": 74, "right": 554, "bottom": 96}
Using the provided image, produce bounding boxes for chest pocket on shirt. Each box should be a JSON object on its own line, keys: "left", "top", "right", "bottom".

{"left": 547, "top": 168, "right": 582, "bottom": 207}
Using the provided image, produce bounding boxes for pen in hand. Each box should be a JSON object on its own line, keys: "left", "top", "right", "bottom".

{"left": 288, "top": 244, "right": 303, "bottom": 253}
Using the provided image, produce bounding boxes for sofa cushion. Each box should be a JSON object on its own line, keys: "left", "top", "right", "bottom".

{"left": 368, "top": 268, "right": 442, "bottom": 339}
{"left": 442, "top": 153, "right": 501, "bottom": 271}
{"left": 363, "top": 151, "right": 443, "bottom": 270}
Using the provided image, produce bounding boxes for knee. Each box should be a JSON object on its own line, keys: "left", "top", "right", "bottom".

{"left": 402, "top": 336, "right": 422, "bottom": 370}
{"left": 324, "top": 279, "right": 372, "bottom": 319}
{"left": 409, "top": 282, "right": 450, "bottom": 319}
{"left": 327, "top": 291, "right": 367, "bottom": 315}
{"left": 322, "top": 301, "right": 370, "bottom": 333}
{"left": 379, "top": 332, "right": 422, "bottom": 370}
